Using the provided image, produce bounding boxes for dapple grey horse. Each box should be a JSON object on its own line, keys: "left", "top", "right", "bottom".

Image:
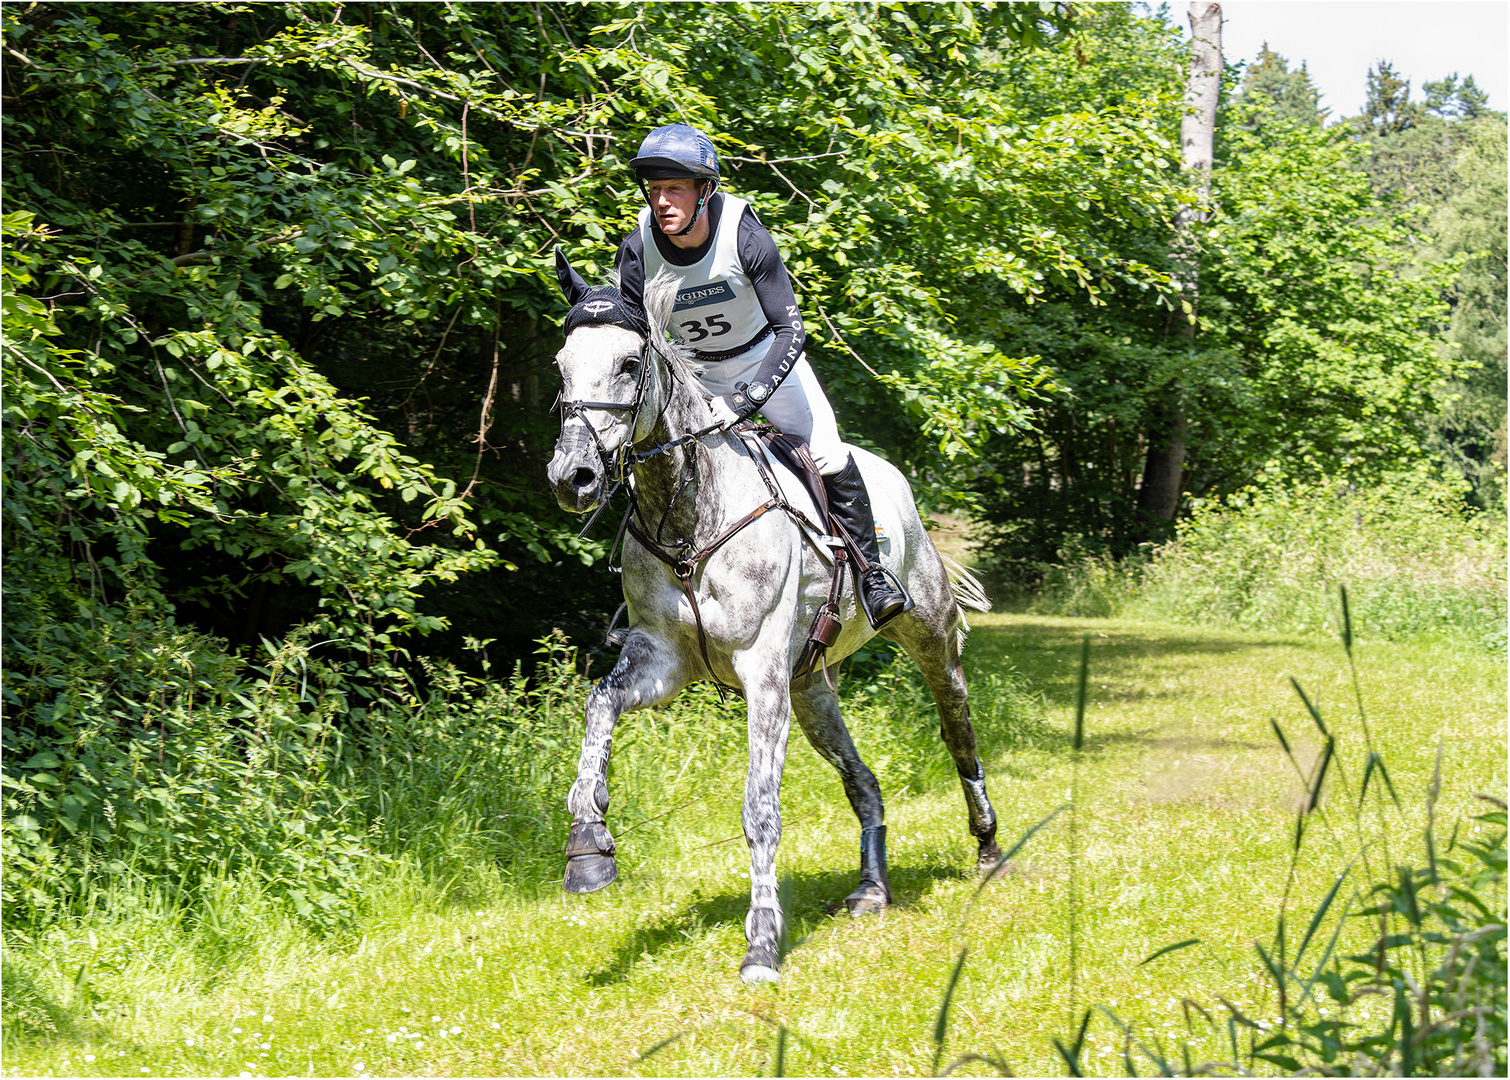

{"left": 546, "top": 252, "right": 1002, "bottom": 984}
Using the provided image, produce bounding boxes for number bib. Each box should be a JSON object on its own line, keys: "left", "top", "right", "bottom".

{"left": 638, "top": 196, "right": 770, "bottom": 355}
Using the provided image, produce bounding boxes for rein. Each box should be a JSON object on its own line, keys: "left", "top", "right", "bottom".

{"left": 560, "top": 327, "right": 839, "bottom": 693}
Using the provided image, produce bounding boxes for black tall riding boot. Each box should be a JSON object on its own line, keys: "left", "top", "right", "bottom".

{"left": 824, "top": 455, "right": 913, "bottom": 629}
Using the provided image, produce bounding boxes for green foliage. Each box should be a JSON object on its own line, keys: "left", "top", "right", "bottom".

{"left": 1422, "top": 115, "right": 1509, "bottom": 510}
{"left": 2, "top": 619, "right": 380, "bottom": 935}
{"left": 1352, "top": 59, "right": 1506, "bottom": 512}
{"left": 1360, "top": 60, "right": 1420, "bottom": 136}
{"left": 1028, "top": 470, "right": 1507, "bottom": 647}
{"left": 1424, "top": 73, "right": 1494, "bottom": 120}
{"left": 1238, "top": 43, "right": 1328, "bottom": 127}
{"left": 3, "top": 0, "right": 1185, "bottom": 676}
{"left": 975, "top": 80, "right": 1461, "bottom": 574}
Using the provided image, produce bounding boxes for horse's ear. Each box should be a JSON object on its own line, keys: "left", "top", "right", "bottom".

{"left": 554, "top": 247, "right": 591, "bottom": 306}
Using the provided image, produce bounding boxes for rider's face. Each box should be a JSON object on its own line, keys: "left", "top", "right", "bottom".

{"left": 645, "top": 178, "right": 705, "bottom": 238}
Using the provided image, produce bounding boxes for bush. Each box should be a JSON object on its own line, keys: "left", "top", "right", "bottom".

{"left": 3, "top": 615, "right": 383, "bottom": 936}
{"left": 1023, "top": 472, "right": 1507, "bottom": 646}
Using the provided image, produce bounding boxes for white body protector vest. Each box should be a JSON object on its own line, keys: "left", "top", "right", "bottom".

{"left": 637, "top": 195, "right": 769, "bottom": 356}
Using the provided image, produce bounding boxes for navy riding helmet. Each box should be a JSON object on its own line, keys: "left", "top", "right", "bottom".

{"left": 627, "top": 123, "right": 720, "bottom": 235}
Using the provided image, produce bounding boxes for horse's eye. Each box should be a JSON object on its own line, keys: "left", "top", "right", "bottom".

{"left": 620, "top": 355, "right": 641, "bottom": 376}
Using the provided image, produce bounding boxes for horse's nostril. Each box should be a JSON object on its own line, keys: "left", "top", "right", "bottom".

{"left": 572, "top": 467, "right": 598, "bottom": 490}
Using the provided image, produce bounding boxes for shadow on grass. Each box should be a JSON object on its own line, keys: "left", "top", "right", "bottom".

{"left": 0, "top": 952, "right": 99, "bottom": 1045}
{"left": 968, "top": 619, "right": 1311, "bottom": 708}
{"left": 584, "top": 862, "right": 966, "bottom": 986}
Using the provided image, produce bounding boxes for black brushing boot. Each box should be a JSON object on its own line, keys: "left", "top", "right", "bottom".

{"left": 824, "top": 455, "right": 912, "bottom": 629}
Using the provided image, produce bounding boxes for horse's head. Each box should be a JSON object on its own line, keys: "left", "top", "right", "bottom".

{"left": 547, "top": 250, "right": 657, "bottom": 514}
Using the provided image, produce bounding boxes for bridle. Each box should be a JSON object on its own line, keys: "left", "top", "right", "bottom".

{"left": 555, "top": 329, "right": 721, "bottom": 538}
{"left": 554, "top": 319, "right": 845, "bottom": 695}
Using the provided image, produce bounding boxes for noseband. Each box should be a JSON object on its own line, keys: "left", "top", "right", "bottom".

{"left": 557, "top": 332, "right": 722, "bottom": 536}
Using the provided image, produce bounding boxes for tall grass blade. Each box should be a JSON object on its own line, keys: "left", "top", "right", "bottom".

{"left": 1050, "top": 1037, "right": 1083, "bottom": 1077}
{"left": 1393, "top": 979, "right": 1414, "bottom": 1075}
{"left": 1254, "top": 940, "right": 1288, "bottom": 1018}
{"left": 1270, "top": 718, "right": 1311, "bottom": 789}
{"left": 637, "top": 1031, "right": 688, "bottom": 1060}
{"left": 1426, "top": 742, "right": 1443, "bottom": 882}
{"left": 932, "top": 947, "right": 969, "bottom": 1077}
{"left": 1294, "top": 866, "right": 1351, "bottom": 968}
{"left": 1375, "top": 755, "right": 1400, "bottom": 811}
{"left": 970, "top": 804, "right": 1070, "bottom": 905}
{"left": 1050, "top": 1009, "right": 1091, "bottom": 1077}
{"left": 1339, "top": 583, "right": 1353, "bottom": 658}
{"left": 773, "top": 1024, "right": 787, "bottom": 1078}
{"left": 1296, "top": 886, "right": 1357, "bottom": 1011}
{"left": 1270, "top": 717, "right": 1294, "bottom": 759}
{"left": 1139, "top": 938, "right": 1201, "bottom": 966}
{"left": 939, "top": 1052, "right": 1015, "bottom": 1077}
{"left": 1289, "top": 677, "right": 1329, "bottom": 738}
{"left": 1303, "top": 736, "right": 1335, "bottom": 815}
{"left": 1068, "top": 636, "right": 1090, "bottom": 1029}
{"left": 1093, "top": 1007, "right": 1139, "bottom": 1077}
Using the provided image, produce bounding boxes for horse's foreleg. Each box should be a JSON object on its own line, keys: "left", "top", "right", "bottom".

{"left": 563, "top": 634, "right": 683, "bottom": 894}
{"left": 792, "top": 682, "right": 890, "bottom": 915}
{"left": 737, "top": 669, "right": 793, "bottom": 985}
{"left": 891, "top": 618, "right": 1003, "bottom": 875}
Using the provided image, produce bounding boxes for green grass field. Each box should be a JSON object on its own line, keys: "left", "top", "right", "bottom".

{"left": 4, "top": 613, "right": 1504, "bottom": 1077}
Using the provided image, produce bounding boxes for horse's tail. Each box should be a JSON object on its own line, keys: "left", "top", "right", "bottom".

{"left": 939, "top": 552, "right": 991, "bottom": 652}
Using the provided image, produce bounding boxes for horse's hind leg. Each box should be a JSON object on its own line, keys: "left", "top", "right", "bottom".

{"left": 792, "top": 682, "right": 891, "bottom": 916}
{"left": 563, "top": 633, "right": 684, "bottom": 894}
{"left": 889, "top": 612, "right": 1004, "bottom": 875}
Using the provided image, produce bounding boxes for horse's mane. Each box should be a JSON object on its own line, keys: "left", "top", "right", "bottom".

{"left": 642, "top": 269, "right": 707, "bottom": 386}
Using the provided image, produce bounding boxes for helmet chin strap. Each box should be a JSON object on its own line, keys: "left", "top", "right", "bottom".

{"left": 640, "top": 178, "right": 718, "bottom": 237}
{"left": 675, "top": 179, "right": 717, "bottom": 236}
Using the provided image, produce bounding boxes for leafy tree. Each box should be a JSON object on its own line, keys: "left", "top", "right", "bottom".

{"left": 971, "top": 18, "right": 1464, "bottom": 577}
{"left": 1423, "top": 72, "right": 1492, "bottom": 120}
{"left": 4, "top": 1, "right": 1181, "bottom": 677}
{"left": 1360, "top": 60, "right": 1419, "bottom": 135}
{"left": 1350, "top": 61, "right": 1506, "bottom": 509}
{"left": 1238, "top": 42, "right": 1327, "bottom": 127}
{"left": 1424, "top": 115, "right": 1508, "bottom": 507}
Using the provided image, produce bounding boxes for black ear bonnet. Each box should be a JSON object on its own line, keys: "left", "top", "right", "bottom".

{"left": 556, "top": 247, "right": 647, "bottom": 335}
{"left": 563, "top": 287, "right": 647, "bottom": 336}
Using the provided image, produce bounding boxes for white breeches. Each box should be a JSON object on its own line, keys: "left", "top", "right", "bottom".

{"left": 697, "top": 349, "right": 849, "bottom": 474}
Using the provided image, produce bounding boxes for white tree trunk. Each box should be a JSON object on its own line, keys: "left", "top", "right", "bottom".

{"left": 1137, "top": 1, "right": 1221, "bottom": 531}
{"left": 1181, "top": 2, "right": 1223, "bottom": 223}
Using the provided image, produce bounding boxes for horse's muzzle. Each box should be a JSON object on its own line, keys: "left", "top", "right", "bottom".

{"left": 548, "top": 425, "right": 606, "bottom": 514}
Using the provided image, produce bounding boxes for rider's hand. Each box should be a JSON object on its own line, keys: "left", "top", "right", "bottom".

{"left": 708, "top": 396, "right": 743, "bottom": 430}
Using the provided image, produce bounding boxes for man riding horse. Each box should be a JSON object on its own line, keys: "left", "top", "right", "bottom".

{"left": 612, "top": 122, "right": 911, "bottom": 628}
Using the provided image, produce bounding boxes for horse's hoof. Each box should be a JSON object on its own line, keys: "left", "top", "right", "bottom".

{"left": 740, "top": 943, "right": 781, "bottom": 985}
{"left": 562, "top": 853, "right": 618, "bottom": 893}
{"left": 740, "top": 963, "right": 781, "bottom": 986}
{"left": 977, "top": 843, "right": 1010, "bottom": 879}
{"left": 845, "top": 882, "right": 890, "bottom": 917}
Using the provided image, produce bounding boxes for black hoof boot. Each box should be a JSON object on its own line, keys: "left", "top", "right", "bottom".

{"left": 845, "top": 824, "right": 892, "bottom": 916}
{"left": 563, "top": 820, "right": 617, "bottom": 893}
{"left": 563, "top": 853, "right": 618, "bottom": 893}
{"left": 740, "top": 942, "right": 781, "bottom": 985}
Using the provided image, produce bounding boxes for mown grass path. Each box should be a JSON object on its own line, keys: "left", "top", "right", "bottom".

{"left": 6, "top": 615, "right": 1504, "bottom": 1078}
